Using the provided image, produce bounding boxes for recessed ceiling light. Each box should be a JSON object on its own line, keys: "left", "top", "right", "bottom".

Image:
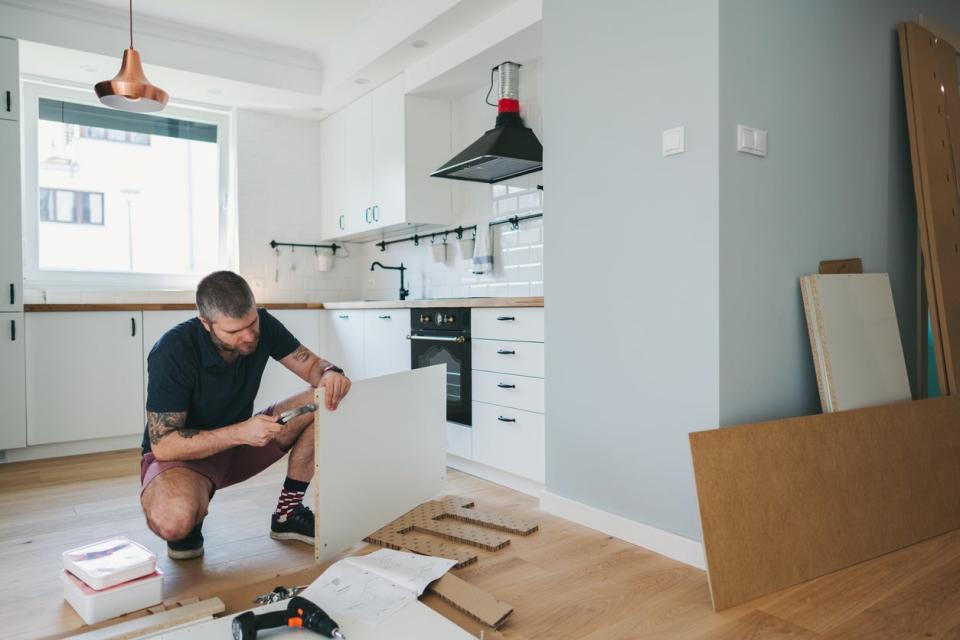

{"left": 412, "top": 40, "right": 429, "bottom": 48}
{"left": 208, "top": 88, "right": 223, "bottom": 95}
{"left": 355, "top": 78, "right": 370, "bottom": 85}
{"left": 80, "top": 65, "right": 98, "bottom": 72}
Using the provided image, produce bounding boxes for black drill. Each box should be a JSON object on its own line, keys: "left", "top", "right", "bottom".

{"left": 232, "top": 596, "right": 346, "bottom": 640}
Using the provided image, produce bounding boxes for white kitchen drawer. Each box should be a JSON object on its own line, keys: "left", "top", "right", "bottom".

{"left": 446, "top": 421, "right": 472, "bottom": 459}
{"left": 472, "top": 339, "right": 545, "bottom": 378}
{"left": 472, "top": 401, "right": 544, "bottom": 482}
{"left": 472, "top": 370, "right": 544, "bottom": 414}
{"left": 472, "top": 308, "right": 543, "bottom": 342}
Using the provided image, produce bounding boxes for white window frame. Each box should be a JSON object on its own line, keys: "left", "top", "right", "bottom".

{"left": 21, "top": 80, "right": 237, "bottom": 290}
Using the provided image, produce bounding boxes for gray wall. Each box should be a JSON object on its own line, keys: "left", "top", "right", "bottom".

{"left": 718, "top": 0, "right": 960, "bottom": 426}
{"left": 543, "top": 0, "right": 720, "bottom": 541}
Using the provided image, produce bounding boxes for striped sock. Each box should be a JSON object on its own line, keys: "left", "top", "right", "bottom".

{"left": 275, "top": 477, "right": 310, "bottom": 522}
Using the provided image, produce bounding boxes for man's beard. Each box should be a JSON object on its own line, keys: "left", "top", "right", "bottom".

{"left": 210, "top": 330, "right": 259, "bottom": 355}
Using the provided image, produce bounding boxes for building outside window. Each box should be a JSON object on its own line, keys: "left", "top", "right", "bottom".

{"left": 38, "top": 188, "right": 105, "bottom": 225}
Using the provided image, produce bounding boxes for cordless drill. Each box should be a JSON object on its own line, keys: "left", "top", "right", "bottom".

{"left": 232, "top": 596, "right": 346, "bottom": 640}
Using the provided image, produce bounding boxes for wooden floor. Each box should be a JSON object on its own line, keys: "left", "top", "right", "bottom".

{"left": 2, "top": 450, "right": 960, "bottom": 639}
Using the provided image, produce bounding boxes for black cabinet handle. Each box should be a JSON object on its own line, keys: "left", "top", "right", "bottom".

{"left": 4, "top": 90, "right": 10, "bottom": 113}
{"left": 339, "top": 214, "right": 345, "bottom": 230}
{"left": 9, "top": 319, "right": 14, "bottom": 341}
{"left": 496, "top": 316, "right": 516, "bottom": 321}
{"left": 496, "top": 349, "right": 516, "bottom": 355}
{"left": 8, "top": 283, "right": 13, "bottom": 305}
{"left": 497, "top": 382, "right": 516, "bottom": 389}
{"left": 498, "top": 416, "right": 517, "bottom": 423}
{"left": 131, "top": 317, "right": 136, "bottom": 337}
{"left": 378, "top": 315, "right": 391, "bottom": 319}
{"left": 338, "top": 314, "right": 349, "bottom": 319}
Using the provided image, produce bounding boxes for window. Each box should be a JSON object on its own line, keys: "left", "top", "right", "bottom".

{"left": 39, "top": 188, "right": 105, "bottom": 225}
{"left": 23, "top": 84, "right": 234, "bottom": 288}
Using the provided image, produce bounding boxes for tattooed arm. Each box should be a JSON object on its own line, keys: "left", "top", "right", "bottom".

{"left": 279, "top": 343, "right": 351, "bottom": 410}
{"left": 148, "top": 410, "right": 282, "bottom": 461}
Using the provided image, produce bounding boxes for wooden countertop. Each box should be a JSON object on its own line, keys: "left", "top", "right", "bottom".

{"left": 23, "top": 297, "right": 543, "bottom": 312}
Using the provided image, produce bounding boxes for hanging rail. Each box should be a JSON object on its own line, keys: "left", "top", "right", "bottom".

{"left": 269, "top": 240, "right": 341, "bottom": 254}
{"left": 375, "top": 211, "right": 543, "bottom": 252}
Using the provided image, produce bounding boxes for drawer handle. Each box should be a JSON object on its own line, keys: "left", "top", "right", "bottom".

{"left": 339, "top": 314, "right": 350, "bottom": 319}
{"left": 5, "top": 90, "right": 10, "bottom": 113}
{"left": 9, "top": 319, "right": 14, "bottom": 341}
{"left": 497, "top": 316, "right": 516, "bottom": 321}
{"left": 496, "top": 349, "right": 516, "bottom": 355}
{"left": 498, "top": 416, "right": 517, "bottom": 423}
{"left": 378, "top": 315, "right": 391, "bottom": 319}
{"left": 497, "top": 382, "right": 516, "bottom": 389}
{"left": 8, "top": 283, "right": 13, "bottom": 305}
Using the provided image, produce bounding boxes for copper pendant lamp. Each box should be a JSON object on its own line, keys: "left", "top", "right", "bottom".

{"left": 94, "top": 0, "right": 168, "bottom": 112}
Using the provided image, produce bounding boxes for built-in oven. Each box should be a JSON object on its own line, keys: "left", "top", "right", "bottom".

{"left": 409, "top": 308, "right": 471, "bottom": 426}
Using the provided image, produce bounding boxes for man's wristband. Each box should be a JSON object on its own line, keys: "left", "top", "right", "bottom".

{"left": 322, "top": 364, "right": 344, "bottom": 377}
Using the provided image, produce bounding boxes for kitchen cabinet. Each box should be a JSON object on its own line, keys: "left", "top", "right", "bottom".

{"left": 26, "top": 312, "right": 145, "bottom": 445}
{"left": 326, "top": 310, "right": 365, "bottom": 380}
{"left": 319, "top": 74, "right": 453, "bottom": 240}
{"left": 0, "top": 119, "right": 22, "bottom": 311}
{"left": 362, "top": 308, "right": 411, "bottom": 378}
{"left": 254, "top": 309, "right": 326, "bottom": 410}
{"left": 0, "top": 312, "right": 26, "bottom": 450}
{"left": 472, "top": 401, "right": 545, "bottom": 483}
{"left": 0, "top": 37, "right": 18, "bottom": 122}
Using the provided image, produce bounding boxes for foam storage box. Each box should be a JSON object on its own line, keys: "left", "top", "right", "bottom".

{"left": 62, "top": 537, "right": 157, "bottom": 590}
{"left": 62, "top": 568, "right": 163, "bottom": 624}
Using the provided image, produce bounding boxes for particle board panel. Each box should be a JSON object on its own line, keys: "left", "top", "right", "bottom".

{"left": 314, "top": 366, "right": 447, "bottom": 564}
{"left": 899, "top": 22, "right": 960, "bottom": 394}
{"left": 818, "top": 258, "right": 863, "bottom": 274}
{"left": 689, "top": 396, "right": 960, "bottom": 611}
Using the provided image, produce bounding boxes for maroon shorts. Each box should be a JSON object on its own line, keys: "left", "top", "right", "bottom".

{"left": 140, "top": 406, "right": 287, "bottom": 494}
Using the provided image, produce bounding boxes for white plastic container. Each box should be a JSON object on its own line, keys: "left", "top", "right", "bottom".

{"left": 62, "top": 537, "right": 157, "bottom": 590}
{"left": 62, "top": 568, "right": 164, "bottom": 624}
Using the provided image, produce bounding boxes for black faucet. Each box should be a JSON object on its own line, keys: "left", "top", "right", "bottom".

{"left": 370, "top": 261, "right": 409, "bottom": 300}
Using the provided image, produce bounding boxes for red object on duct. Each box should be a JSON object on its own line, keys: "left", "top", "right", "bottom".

{"left": 498, "top": 98, "right": 520, "bottom": 113}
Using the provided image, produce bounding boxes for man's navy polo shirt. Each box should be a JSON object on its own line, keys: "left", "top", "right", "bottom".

{"left": 141, "top": 308, "right": 300, "bottom": 455}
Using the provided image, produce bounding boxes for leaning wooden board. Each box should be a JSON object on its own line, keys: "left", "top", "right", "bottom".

{"left": 690, "top": 396, "right": 960, "bottom": 610}
{"left": 898, "top": 22, "right": 960, "bottom": 395}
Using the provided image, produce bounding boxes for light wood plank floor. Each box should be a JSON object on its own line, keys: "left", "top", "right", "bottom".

{"left": 1, "top": 449, "right": 959, "bottom": 639}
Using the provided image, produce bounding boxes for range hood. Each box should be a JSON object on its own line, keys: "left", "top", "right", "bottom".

{"left": 431, "top": 61, "right": 542, "bottom": 184}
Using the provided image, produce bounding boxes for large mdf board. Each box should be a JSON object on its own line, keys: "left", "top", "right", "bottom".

{"left": 899, "top": 22, "right": 960, "bottom": 395}
{"left": 315, "top": 365, "right": 447, "bottom": 564}
{"left": 800, "top": 274, "right": 911, "bottom": 412}
{"left": 690, "top": 396, "right": 960, "bottom": 611}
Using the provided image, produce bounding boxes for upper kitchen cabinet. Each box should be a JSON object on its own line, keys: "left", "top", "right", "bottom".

{"left": 319, "top": 74, "right": 452, "bottom": 240}
{"left": 0, "top": 119, "right": 22, "bottom": 311}
{"left": 0, "top": 37, "right": 18, "bottom": 122}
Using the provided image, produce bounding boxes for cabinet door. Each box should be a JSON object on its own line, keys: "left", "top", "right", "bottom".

{"left": 0, "top": 38, "right": 18, "bottom": 122}
{"left": 472, "top": 401, "right": 545, "bottom": 482}
{"left": 362, "top": 309, "right": 411, "bottom": 378}
{"left": 370, "top": 75, "right": 405, "bottom": 229}
{"left": 0, "top": 119, "right": 22, "bottom": 310}
{"left": 254, "top": 309, "right": 326, "bottom": 410}
{"left": 342, "top": 94, "right": 372, "bottom": 233}
{"left": 26, "top": 312, "right": 145, "bottom": 445}
{"left": 142, "top": 310, "right": 197, "bottom": 406}
{"left": 326, "top": 310, "right": 364, "bottom": 379}
{"left": 0, "top": 312, "right": 26, "bottom": 450}
{"left": 320, "top": 109, "right": 349, "bottom": 239}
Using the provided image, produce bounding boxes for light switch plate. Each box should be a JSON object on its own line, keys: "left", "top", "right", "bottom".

{"left": 737, "top": 124, "right": 768, "bottom": 157}
{"left": 662, "top": 126, "right": 685, "bottom": 156}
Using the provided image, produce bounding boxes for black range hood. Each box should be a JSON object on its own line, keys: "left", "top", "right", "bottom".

{"left": 431, "top": 61, "right": 542, "bottom": 184}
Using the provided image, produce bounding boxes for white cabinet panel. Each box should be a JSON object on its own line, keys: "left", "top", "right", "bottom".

{"left": 142, "top": 310, "right": 197, "bottom": 406}
{"left": 0, "top": 119, "right": 22, "bottom": 310}
{"left": 343, "top": 93, "right": 372, "bottom": 234}
{"left": 446, "top": 421, "right": 471, "bottom": 459}
{"left": 362, "top": 308, "right": 411, "bottom": 378}
{"left": 472, "top": 370, "right": 544, "bottom": 414}
{"left": 320, "top": 107, "right": 349, "bottom": 238}
{"left": 26, "top": 312, "right": 145, "bottom": 445}
{"left": 0, "top": 38, "right": 18, "bottom": 122}
{"left": 327, "top": 310, "right": 364, "bottom": 380}
{"left": 472, "top": 308, "right": 544, "bottom": 342}
{"left": 472, "top": 339, "right": 545, "bottom": 378}
{"left": 472, "top": 401, "right": 544, "bottom": 482}
{"left": 255, "top": 309, "right": 326, "bottom": 410}
{"left": 0, "top": 312, "right": 25, "bottom": 450}
{"left": 370, "top": 75, "right": 405, "bottom": 229}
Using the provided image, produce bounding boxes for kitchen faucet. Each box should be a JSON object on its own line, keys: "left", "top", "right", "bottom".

{"left": 370, "top": 261, "right": 409, "bottom": 300}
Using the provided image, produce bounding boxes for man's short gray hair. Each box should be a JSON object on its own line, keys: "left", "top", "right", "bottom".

{"left": 196, "top": 271, "right": 256, "bottom": 320}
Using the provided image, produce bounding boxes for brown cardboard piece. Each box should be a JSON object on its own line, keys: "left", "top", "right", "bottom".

{"left": 818, "top": 257, "right": 863, "bottom": 274}
{"left": 690, "top": 396, "right": 960, "bottom": 611}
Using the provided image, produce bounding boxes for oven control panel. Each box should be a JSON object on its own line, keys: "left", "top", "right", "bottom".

{"left": 412, "top": 308, "right": 470, "bottom": 333}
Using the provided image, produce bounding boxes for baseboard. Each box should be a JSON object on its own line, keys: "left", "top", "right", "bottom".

{"left": 0, "top": 435, "right": 142, "bottom": 464}
{"left": 539, "top": 491, "right": 706, "bottom": 570}
{"left": 446, "top": 454, "right": 545, "bottom": 497}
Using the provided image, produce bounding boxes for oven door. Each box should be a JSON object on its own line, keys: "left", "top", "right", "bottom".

{"left": 408, "top": 333, "right": 472, "bottom": 426}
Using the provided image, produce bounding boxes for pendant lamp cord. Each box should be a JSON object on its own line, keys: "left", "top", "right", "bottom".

{"left": 129, "top": 0, "right": 133, "bottom": 49}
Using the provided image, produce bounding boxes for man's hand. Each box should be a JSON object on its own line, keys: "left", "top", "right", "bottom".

{"left": 320, "top": 371, "right": 351, "bottom": 410}
{"left": 234, "top": 413, "right": 283, "bottom": 447}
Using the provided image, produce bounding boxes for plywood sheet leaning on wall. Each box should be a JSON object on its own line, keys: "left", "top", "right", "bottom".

{"left": 689, "top": 396, "right": 960, "bottom": 611}
{"left": 314, "top": 366, "right": 447, "bottom": 564}
{"left": 898, "top": 22, "right": 960, "bottom": 395}
{"left": 800, "top": 274, "right": 911, "bottom": 412}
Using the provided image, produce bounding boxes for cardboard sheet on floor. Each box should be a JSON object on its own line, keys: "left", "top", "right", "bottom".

{"left": 689, "top": 396, "right": 960, "bottom": 611}
{"left": 314, "top": 366, "right": 447, "bottom": 564}
{"left": 800, "top": 274, "right": 911, "bottom": 412}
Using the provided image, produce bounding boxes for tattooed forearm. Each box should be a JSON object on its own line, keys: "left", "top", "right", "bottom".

{"left": 177, "top": 429, "right": 200, "bottom": 439}
{"left": 147, "top": 411, "right": 187, "bottom": 445}
{"left": 291, "top": 344, "right": 310, "bottom": 363}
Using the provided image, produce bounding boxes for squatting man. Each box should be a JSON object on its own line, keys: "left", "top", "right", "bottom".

{"left": 139, "top": 271, "right": 351, "bottom": 559}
